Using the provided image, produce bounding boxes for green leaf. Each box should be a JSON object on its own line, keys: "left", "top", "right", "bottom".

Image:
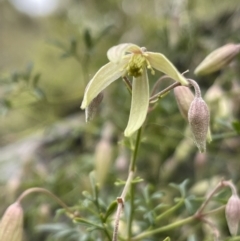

{"left": 169, "top": 179, "right": 190, "bottom": 197}
{"left": 232, "top": 121, "right": 240, "bottom": 134}
{"left": 103, "top": 200, "right": 117, "bottom": 221}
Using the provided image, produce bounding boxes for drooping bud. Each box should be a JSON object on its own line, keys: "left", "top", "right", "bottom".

{"left": 85, "top": 92, "right": 103, "bottom": 122}
{"left": 194, "top": 43, "right": 240, "bottom": 76}
{"left": 0, "top": 202, "right": 24, "bottom": 241}
{"left": 187, "top": 79, "right": 210, "bottom": 153}
{"left": 174, "top": 86, "right": 194, "bottom": 120}
{"left": 225, "top": 194, "right": 240, "bottom": 236}
{"left": 188, "top": 97, "right": 210, "bottom": 152}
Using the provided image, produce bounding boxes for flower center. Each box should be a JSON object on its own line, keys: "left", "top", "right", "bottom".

{"left": 126, "top": 54, "right": 146, "bottom": 77}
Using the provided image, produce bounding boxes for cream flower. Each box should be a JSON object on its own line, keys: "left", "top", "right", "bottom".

{"left": 81, "top": 43, "right": 188, "bottom": 137}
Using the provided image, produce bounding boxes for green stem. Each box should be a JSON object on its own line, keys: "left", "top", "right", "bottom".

{"left": 132, "top": 216, "right": 196, "bottom": 240}
{"left": 112, "top": 128, "right": 142, "bottom": 241}
{"left": 156, "top": 199, "right": 184, "bottom": 221}
{"left": 149, "top": 82, "right": 181, "bottom": 102}
{"left": 130, "top": 128, "right": 142, "bottom": 172}
{"left": 127, "top": 182, "right": 135, "bottom": 239}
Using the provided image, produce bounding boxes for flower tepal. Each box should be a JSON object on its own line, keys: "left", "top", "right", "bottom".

{"left": 81, "top": 43, "right": 188, "bottom": 137}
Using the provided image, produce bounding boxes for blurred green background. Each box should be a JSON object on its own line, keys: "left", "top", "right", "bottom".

{"left": 0, "top": 0, "right": 240, "bottom": 240}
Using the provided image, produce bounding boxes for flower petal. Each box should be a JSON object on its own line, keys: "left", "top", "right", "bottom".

{"left": 107, "top": 43, "right": 142, "bottom": 63}
{"left": 146, "top": 52, "right": 188, "bottom": 85}
{"left": 81, "top": 59, "right": 129, "bottom": 109}
{"left": 124, "top": 67, "right": 149, "bottom": 137}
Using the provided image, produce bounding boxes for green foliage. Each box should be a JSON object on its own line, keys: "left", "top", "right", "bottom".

{"left": 1, "top": 0, "right": 240, "bottom": 241}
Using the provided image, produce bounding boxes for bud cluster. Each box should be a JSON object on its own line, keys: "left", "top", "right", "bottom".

{"left": 174, "top": 79, "right": 210, "bottom": 152}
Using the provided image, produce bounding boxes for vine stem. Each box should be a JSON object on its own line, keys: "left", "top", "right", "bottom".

{"left": 132, "top": 216, "right": 196, "bottom": 240}
{"left": 16, "top": 187, "right": 75, "bottom": 217}
{"left": 112, "top": 127, "right": 142, "bottom": 241}
{"left": 149, "top": 82, "right": 181, "bottom": 102}
{"left": 195, "top": 180, "right": 237, "bottom": 216}
{"left": 187, "top": 79, "right": 201, "bottom": 98}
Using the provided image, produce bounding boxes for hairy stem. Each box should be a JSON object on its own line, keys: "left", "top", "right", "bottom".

{"left": 112, "top": 128, "right": 142, "bottom": 241}
{"left": 187, "top": 79, "right": 201, "bottom": 98}
{"left": 149, "top": 82, "right": 181, "bottom": 102}
{"left": 16, "top": 187, "right": 75, "bottom": 217}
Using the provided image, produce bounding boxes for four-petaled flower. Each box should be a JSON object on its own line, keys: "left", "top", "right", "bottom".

{"left": 81, "top": 43, "right": 188, "bottom": 136}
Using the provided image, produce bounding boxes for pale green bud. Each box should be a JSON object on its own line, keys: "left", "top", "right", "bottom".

{"left": 94, "top": 123, "right": 113, "bottom": 187}
{"left": 0, "top": 202, "right": 23, "bottom": 241}
{"left": 225, "top": 194, "right": 240, "bottom": 236}
{"left": 188, "top": 97, "right": 210, "bottom": 152}
{"left": 194, "top": 43, "right": 240, "bottom": 76}
{"left": 174, "top": 86, "right": 194, "bottom": 120}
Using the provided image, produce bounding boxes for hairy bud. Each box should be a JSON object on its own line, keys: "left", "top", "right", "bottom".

{"left": 188, "top": 97, "right": 210, "bottom": 152}
{"left": 85, "top": 92, "right": 103, "bottom": 122}
{"left": 0, "top": 202, "right": 23, "bottom": 241}
{"left": 194, "top": 43, "right": 240, "bottom": 76}
{"left": 174, "top": 86, "right": 194, "bottom": 120}
{"left": 226, "top": 194, "right": 240, "bottom": 236}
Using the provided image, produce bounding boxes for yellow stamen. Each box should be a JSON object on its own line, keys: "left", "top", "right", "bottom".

{"left": 126, "top": 54, "right": 146, "bottom": 77}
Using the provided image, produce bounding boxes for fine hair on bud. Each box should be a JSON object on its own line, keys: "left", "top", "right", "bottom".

{"left": 85, "top": 92, "right": 104, "bottom": 122}
{"left": 0, "top": 202, "right": 24, "bottom": 241}
{"left": 194, "top": 43, "right": 240, "bottom": 76}
{"left": 225, "top": 194, "right": 240, "bottom": 236}
{"left": 187, "top": 79, "right": 210, "bottom": 153}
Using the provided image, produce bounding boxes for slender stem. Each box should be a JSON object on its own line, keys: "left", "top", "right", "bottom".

{"left": 122, "top": 76, "right": 132, "bottom": 94}
{"left": 112, "top": 172, "right": 135, "bottom": 241}
{"left": 201, "top": 217, "right": 220, "bottom": 240}
{"left": 149, "top": 82, "right": 181, "bottom": 102}
{"left": 112, "top": 128, "right": 142, "bottom": 241}
{"left": 127, "top": 182, "right": 134, "bottom": 239}
{"left": 132, "top": 216, "right": 196, "bottom": 240}
{"left": 187, "top": 79, "right": 201, "bottom": 98}
{"left": 201, "top": 206, "right": 225, "bottom": 216}
{"left": 130, "top": 128, "right": 142, "bottom": 172}
{"left": 195, "top": 180, "right": 236, "bottom": 216}
{"left": 195, "top": 182, "right": 223, "bottom": 215}
{"left": 112, "top": 203, "right": 124, "bottom": 241}
{"left": 151, "top": 75, "right": 173, "bottom": 96}
{"left": 16, "top": 187, "right": 75, "bottom": 217}
{"left": 156, "top": 199, "right": 184, "bottom": 221}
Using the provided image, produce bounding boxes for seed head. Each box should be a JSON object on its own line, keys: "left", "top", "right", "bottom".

{"left": 188, "top": 97, "right": 210, "bottom": 152}
{"left": 0, "top": 202, "right": 24, "bottom": 241}
{"left": 226, "top": 194, "right": 240, "bottom": 236}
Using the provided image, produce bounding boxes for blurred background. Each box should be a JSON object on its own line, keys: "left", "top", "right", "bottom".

{"left": 0, "top": 0, "right": 240, "bottom": 240}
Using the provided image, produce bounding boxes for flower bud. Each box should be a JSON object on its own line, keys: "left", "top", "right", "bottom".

{"left": 188, "top": 97, "right": 210, "bottom": 152}
{"left": 95, "top": 123, "right": 113, "bottom": 187}
{"left": 225, "top": 194, "right": 240, "bottom": 236}
{"left": 194, "top": 43, "right": 240, "bottom": 76}
{"left": 85, "top": 92, "right": 103, "bottom": 122}
{"left": 174, "top": 86, "right": 194, "bottom": 120}
{"left": 0, "top": 202, "right": 23, "bottom": 241}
